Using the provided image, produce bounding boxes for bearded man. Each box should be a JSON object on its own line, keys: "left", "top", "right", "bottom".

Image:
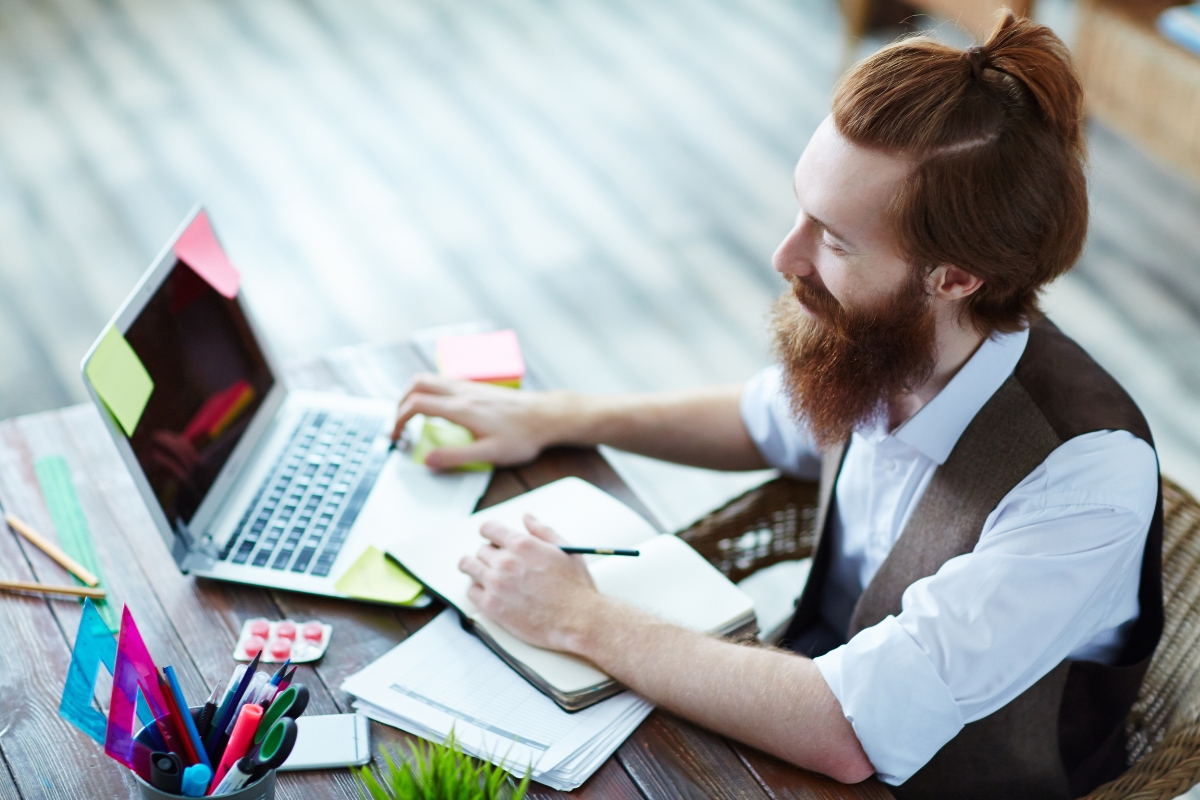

{"left": 391, "top": 15, "right": 1161, "bottom": 799}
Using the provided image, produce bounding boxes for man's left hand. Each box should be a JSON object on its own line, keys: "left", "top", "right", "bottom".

{"left": 458, "top": 514, "right": 601, "bottom": 653}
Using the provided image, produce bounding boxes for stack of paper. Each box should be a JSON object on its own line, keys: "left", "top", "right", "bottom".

{"left": 342, "top": 610, "right": 653, "bottom": 791}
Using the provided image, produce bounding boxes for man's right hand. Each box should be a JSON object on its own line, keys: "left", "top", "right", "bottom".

{"left": 391, "top": 374, "right": 573, "bottom": 470}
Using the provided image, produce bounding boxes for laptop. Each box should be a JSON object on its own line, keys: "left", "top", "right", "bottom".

{"left": 80, "top": 206, "right": 491, "bottom": 600}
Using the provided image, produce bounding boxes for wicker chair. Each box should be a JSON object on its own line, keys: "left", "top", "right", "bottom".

{"left": 678, "top": 475, "right": 1200, "bottom": 799}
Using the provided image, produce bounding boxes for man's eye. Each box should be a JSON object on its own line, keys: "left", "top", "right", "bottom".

{"left": 821, "top": 237, "right": 846, "bottom": 255}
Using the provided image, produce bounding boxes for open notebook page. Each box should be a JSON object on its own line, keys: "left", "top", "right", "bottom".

{"left": 388, "top": 477, "right": 658, "bottom": 614}
{"left": 389, "top": 478, "right": 754, "bottom": 695}
{"left": 472, "top": 534, "right": 755, "bottom": 693}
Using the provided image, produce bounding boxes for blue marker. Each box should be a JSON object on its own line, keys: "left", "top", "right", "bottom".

{"left": 163, "top": 665, "right": 212, "bottom": 770}
{"left": 181, "top": 763, "right": 212, "bottom": 797}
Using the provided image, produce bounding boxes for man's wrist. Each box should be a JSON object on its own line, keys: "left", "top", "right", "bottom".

{"left": 539, "top": 391, "right": 605, "bottom": 448}
{"left": 555, "top": 592, "right": 619, "bottom": 661}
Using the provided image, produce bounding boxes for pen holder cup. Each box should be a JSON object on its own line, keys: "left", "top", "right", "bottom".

{"left": 133, "top": 707, "right": 276, "bottom": 800}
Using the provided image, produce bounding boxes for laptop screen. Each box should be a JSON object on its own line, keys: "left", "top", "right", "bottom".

{"left": 123, "top": 259, "right": 274, "bottom": 527}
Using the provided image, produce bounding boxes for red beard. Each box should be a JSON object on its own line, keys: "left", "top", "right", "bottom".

{"left": 771, "top": 273, "right": 938, "bottom": 450}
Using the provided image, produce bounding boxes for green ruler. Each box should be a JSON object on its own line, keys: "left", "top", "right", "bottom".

{"left": 34, "top": 456, "right": 119, "bottom": 632}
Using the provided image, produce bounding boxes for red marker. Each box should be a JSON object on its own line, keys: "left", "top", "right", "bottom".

{"left": 211, "top": 703, "right": 263, "bottom": 790}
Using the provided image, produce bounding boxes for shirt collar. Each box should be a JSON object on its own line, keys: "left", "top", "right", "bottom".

{"left": 888, "top": 327, "right": 1029, "bottom": 464}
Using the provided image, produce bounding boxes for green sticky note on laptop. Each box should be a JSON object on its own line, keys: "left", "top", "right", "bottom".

{"left": 334, "top": 546, "right": 423, "bottom": 605}
{"left": 411, "top": 417, "right": 491, "bottom": 472}
{"left": 85, "top": 326, "right": 154, "bottom": 437}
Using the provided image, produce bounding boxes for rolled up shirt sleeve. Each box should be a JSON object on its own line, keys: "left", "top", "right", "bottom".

{"left": 813, "top": 431, "right": 1158, "bottom": 785}
{"left": 814, "top": 617, "right": 964, "bottom": 784}
{"left": 740, "top": 366, "right": 821, "bottom": 479}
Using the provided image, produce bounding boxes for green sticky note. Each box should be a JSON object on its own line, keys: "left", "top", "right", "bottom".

{"left": 334, "top": 546, "right": 424, "bottom": 605}
{"left": 411, "top": 418, "right": 491, "bottom": 472}
{"left": 85, "top": 326, "right": 153, "bottom": 437}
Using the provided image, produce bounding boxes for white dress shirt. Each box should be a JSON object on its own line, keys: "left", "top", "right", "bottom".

{"left": 739, "top": 328, "right": 1159, "bottom": 785}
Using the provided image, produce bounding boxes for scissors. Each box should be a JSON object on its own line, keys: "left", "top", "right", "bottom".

{"left": 246, "top": 716, "right": 298, "bottom": 779}
{"left": 253, "top": 683, "right": 309, "bottom": 745}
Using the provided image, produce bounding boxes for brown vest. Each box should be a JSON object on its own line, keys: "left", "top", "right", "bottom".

{"left": 781, "top": 319, "right": 1163, "bottom": 800}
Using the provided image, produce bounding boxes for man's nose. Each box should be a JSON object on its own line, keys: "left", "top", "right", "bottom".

{"left": 772, "top": 225, "right": 816, "bottom": 278}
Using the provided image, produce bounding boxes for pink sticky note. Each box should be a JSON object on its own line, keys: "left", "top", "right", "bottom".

{"left": 173, "top": 210, "right": 240, "bottom": 299}
{"left": 436, "top": 329, "right": 526, "bottom": 385}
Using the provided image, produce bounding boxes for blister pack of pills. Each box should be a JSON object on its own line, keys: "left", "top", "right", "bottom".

{"left": 233, "top": 618, "right": 332, "bottom": 663}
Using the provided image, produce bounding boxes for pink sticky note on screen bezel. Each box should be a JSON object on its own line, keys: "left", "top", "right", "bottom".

{"left": 173, "top": 210, "right": 240, "bottom": 299}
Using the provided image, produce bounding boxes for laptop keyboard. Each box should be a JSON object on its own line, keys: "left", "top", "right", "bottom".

{"left": 218, "top": 410, "right": 388, "bottom": 577}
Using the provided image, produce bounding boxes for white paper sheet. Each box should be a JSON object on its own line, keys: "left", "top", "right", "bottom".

{"left": 737, "top": 558, "right": 813, "bottom": 640}
{"left": 599, "top": 446, "right": 777, "bottom": 533}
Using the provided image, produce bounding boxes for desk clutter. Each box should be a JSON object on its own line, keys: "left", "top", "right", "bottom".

{"left": 58, "top": 600, "right": 308, "bottom": 797}
{"left": 7, "top": 295, "right": 780, "bottom": 795}
{"left": 0, "top": 302, "right": 856, "bottom": 798}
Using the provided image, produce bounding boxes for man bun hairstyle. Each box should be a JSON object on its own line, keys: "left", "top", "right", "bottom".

{"left": 832, "top": 12, "right": 1087, "bottom": 333}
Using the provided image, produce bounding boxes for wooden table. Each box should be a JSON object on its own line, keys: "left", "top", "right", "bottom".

{"left": 0, "top": 341, "right": 892, "bottom": 800}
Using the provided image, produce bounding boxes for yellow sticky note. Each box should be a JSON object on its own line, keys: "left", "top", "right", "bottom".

{"left": 411, "top": 418, "right": 491, "bottom": 472}
{"left": 334, "top": 546, "right": 424, "bottom": 605}
{"left": 85, "top": 326, "right": 154, "bottom": 437}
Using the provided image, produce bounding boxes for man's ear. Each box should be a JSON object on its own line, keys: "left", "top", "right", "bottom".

{"left": 928, "top": 264, "right": 984, "bottom": 301}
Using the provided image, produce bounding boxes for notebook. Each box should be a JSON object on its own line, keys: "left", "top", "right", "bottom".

{"left": 385, "top": 477, "right": 757, "bottom": 711}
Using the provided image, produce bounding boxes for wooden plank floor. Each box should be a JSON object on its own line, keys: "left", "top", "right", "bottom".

{"left": 0, "top": 0, "right": 1197, "bottom": 485}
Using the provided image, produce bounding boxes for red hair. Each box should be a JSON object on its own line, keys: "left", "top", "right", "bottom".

{"left": 832, "top": 12, "right": 1087, "bottom": 332}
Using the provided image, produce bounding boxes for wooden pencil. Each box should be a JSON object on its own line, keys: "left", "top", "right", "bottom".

{"left": 0, "top": 579, "right": 107, "bottom": 599}
{"left": 5, "top": 513, "right": 100, "bottom": 587}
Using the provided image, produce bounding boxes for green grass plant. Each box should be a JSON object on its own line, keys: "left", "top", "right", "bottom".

{"left": 356, "top": 730, "right": 531, "bottom": 800}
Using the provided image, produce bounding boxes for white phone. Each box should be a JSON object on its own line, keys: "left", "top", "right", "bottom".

{"left": 278, "top": 714, "right": 371, "bottom": 771}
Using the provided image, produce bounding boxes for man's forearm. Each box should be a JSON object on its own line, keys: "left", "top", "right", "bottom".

{"left": 548, "top": 385, "right": 768, "bottom": 471}
{"left": 563, "top": 596, "right": 875, "bottom": 783}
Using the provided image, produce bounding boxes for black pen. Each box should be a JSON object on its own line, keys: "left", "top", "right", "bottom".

{"left": 560, "top": 546, "right": 640, "bottom": 556}
{"left": 197, "top": 680, "right": 222, "bottom": 739}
